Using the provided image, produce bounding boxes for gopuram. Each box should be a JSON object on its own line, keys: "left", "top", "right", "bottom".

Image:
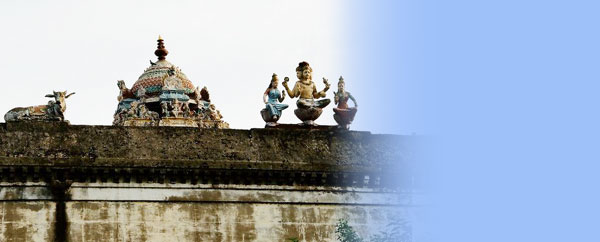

{"left": 0, "top": 38, "right": 420, "bottom": 242}
{"left": 113, "top": 37, "right": 229, "bottom": 128}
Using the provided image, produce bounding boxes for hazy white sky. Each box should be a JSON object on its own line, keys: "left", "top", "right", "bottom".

{"left": 0, "top": 0, "right": 347, "bottom": 129}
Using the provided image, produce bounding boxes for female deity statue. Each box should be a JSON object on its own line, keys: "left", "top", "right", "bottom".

{"left": 282, "top": 61, "right": 331, "bottom": 125}
{"left": 261, "top": 73, "right": 288, "bottom": 126}
{"left": 333, "top": 76, "right": 358, "bottom": 129}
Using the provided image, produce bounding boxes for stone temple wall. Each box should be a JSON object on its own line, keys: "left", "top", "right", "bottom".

{"left": 0, "top": 122, "right": 419, "bottom": 242}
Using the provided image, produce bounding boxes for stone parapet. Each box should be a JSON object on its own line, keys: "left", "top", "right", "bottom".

{"left": 0, "top": 122, "right": 410, "bottom": 188}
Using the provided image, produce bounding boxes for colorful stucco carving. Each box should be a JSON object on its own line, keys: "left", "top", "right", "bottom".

{"left": 4, "top": 91, "right": 75, "bottom": 122}
{"left": 282, "top": 61, "right": 331, "bottom": 126}
{"left": 112, "top": 37, "right": 229, "bottom": 128}
{"left": 261, "top": 73, "right": 289, "bottom": 126}
{"left": 333, "top": 76, "right": 358, "bottom": 130}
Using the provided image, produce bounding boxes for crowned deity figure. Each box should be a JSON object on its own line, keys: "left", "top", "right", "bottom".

{"left": 333, "top": 76, "right": 358, "bottom": 129}
{"left": 282, "top": 61, "right": 330, "bottom": 125}
{"left": 261, "top": 73, "right": 289, "bottom": 126}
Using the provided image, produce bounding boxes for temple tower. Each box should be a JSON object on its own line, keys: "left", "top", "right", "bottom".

{"left": 113, "top": 37, "right": 228, "bottom": 128}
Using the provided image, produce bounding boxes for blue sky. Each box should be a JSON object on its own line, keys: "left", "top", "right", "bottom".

{"left": 347, "top": 0, "right": 600, "bottom": 241}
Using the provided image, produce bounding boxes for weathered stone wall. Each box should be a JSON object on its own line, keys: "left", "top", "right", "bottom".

{"left": 0, "top": 183, "right": 418, "bottom": 241}
{"left": 0, "top": 122, "right": 416, "bottom": 241}
{"left": 0, "top": 202, "right": 55, "bottom": 241}
{"left": 0, "top": 200, "right": 414, "bottom": 242}
{"left": 67, "top": 202, "right": 410, "bottom": 242}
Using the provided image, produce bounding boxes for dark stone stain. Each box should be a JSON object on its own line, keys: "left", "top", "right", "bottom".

{"left": 139, "top": 205, "right": 148, "bottom": 241}
{"left": 49, "top": 179, "right": 72, "bottom": 242}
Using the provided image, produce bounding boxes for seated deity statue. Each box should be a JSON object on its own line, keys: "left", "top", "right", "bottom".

{"left": 161, "top": 101, "right": 170, "bottom": 118}
{"left": 333, "top": 76, "right": 358, "bottom": 129}
{"left": 208, "top": 104, "right": 222, "bottom": 121}
{"left": 170, "top": 99, "right": 182, "bottom": 118}
{"left": 261, "top": 73, "right": 289, "bottom": 126}
{"left": 282, "top": 61, "right": 331, "bottom": 125}
{"left": 127, "top": 102, "right": 139, "bottom": 118}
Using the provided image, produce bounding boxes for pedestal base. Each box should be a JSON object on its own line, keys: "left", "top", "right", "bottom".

{"left": 260, "top": 109, "right": 280, "bottom": 126}
{"left": 333, "top": 108, "right": 357, "bottom": 130}
{"left": 294, "top": 108, "right": 323, "bottom": 126}
{"left": 159, "top": 117, "right": 197, "bottom": 127}
{"left": 123, "top": 118, "right": 156, "bottom": 127}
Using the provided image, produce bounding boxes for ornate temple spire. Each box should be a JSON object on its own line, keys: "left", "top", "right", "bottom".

{"left": 154, "top": 35, "right": 168, "bottom": 61}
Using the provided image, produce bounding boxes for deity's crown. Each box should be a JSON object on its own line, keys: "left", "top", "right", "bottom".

{"left": 296, "top": 61, "right": 312, "bottom": 72}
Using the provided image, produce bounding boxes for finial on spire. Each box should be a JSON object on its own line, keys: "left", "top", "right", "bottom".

{"left": 154, "top": 36, "right": 168, "bottom": 61}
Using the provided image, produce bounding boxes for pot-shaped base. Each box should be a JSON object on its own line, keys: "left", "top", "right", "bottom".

{"left": 294, "top": 107, "right": 323, "bottom": 126}
{"left": 333, "top": 107, "right": 357, "bottom": 130}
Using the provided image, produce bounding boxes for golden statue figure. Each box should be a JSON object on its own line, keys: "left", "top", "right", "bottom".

{"left": 282, "top": 61, "right": 331, "bottom": 125}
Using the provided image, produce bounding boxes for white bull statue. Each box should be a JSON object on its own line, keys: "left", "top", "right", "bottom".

{"left": 4, "top": 91, "right": 75, "bottom": 122}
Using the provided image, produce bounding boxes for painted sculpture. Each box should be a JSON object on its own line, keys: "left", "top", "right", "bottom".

{"left": 333, "top": 76, "right": 358, "bottom": 129}
{"left": 112, "top": 36, "right": 229, "bottom": 128}
{"left": 4, "top": 91, "right": 75, "bottom": 122}
{"left": 261, "top": 73, "right": 289, "bottom": 126}
{"left": 282, "top": 61, "right": 331, "bottom": 125}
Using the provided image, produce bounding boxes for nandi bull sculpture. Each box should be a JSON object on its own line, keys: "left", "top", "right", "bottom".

{"left": 4, "top": 91, "right": 75, "bottom": 122}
